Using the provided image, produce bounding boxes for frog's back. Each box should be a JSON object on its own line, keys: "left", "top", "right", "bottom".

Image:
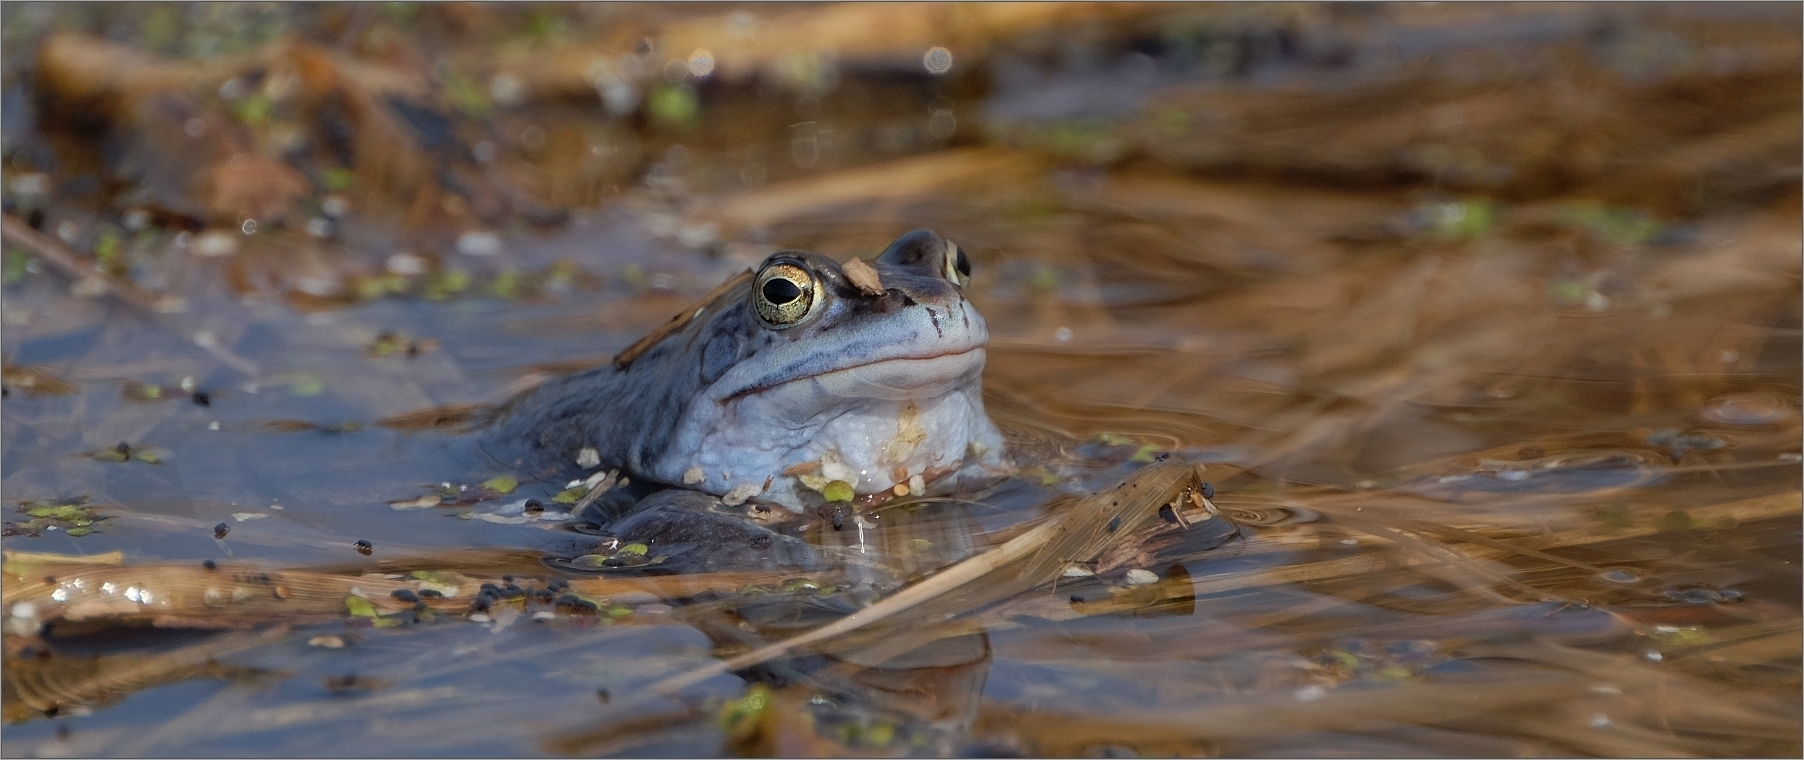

{"left": 479, "top": 306, "right": 730, "bottom": 480}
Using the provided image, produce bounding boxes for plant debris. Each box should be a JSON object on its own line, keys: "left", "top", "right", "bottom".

{"left": 5, "top": 498, "right": 110, "bottom": 538}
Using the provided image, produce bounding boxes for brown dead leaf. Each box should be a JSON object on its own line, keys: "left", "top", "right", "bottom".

{"left": 375, "top": 403, "right": 495, "bottom": 432}
{"left": 507, "top": 3, "right": 1164, "bottom": 97}
{"left": 712, "top": 148, "right": 1041, "bottom": 232}
{"left": 204, "top": 153, "right": 309, "bottom": 223}
{"left": 842, "top": 258, "right": 884, "bottom": 296}
{"left": 1, "top": 365, "right": 78, "bottom": 396}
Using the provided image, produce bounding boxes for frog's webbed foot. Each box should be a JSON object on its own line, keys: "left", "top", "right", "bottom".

{"left": 605, "top": 489, "right": 823, "bottom": 573}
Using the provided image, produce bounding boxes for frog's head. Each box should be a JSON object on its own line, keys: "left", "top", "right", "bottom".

{"left": 647, "top": 229, "right": 1008, "bottom": 508}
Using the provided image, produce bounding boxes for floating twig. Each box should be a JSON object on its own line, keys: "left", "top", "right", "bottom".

{"left": 1, "top": 213, "right": 260, "bottom": 376}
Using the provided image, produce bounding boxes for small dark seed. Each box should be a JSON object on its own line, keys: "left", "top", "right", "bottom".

{"left": 353, "top": 539, "right": 373, "bottom": 555}
{"left": 502, "top": 575, "right": 514, "bottom": 583}
{"left": 43, "top": 576, "right": 55, "bottom": 584}
{"left": 191, "top": 391, "right": 211, "bottom": 407}
{"left": 523, "top": 499, "right": 544, "bottom": 514}
{"left": 1069, "top": 595, "right": 1085, "bottom": 604}
{"left": 391, "top": 589, "right": 421, "bottom": 603}
{"left": 556, "top": 594, "right": 597, "bottom": 612}
{"left": 417, "top": 588, "right": 443, "bottom": 599}
{"left": 213, "top": 522, "right": 230, "bottom": 539}
{"left": 115, "top": 441, "right": 131, "bottom": 455}
{"left": 202, "top": 559, "right": 217, "bottom": 570}
{"left": 596, "top": 688, "right": 610, "bottom": 703}
{"left": 1106, "top": 516, "right": 1121, "bottom": 533}
{"left": 1201, "top": 483, "right": 1215, "bottom": 500}
{"left": 55, "top": 725, "right": 70, "bottom": 741}
{"left": 601, "top": 557, "right": 626, "bottom": 567}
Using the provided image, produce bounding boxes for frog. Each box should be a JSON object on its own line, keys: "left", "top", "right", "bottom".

{"left": 479, "top": 229, "right": 1011, "bottom": 525}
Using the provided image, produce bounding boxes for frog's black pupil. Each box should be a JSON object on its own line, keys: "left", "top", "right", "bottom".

{"left": 955, "top": 249, "right": 971, "bottom": 277}
{"left": 763, "top": 277, "right": 802, "bottom": 304}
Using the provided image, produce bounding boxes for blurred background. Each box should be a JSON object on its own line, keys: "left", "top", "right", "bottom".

{"left": 1, "top": 3, "right": 1799, "bottom": 757}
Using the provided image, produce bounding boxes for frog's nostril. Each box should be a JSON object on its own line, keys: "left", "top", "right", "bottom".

{"left": 873, "top": 289, "right": 907, "bottom": 313}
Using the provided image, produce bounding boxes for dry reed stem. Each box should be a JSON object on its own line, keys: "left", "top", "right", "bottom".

{"left": 1, "top": 213, "right": 260, "bottom": 375}
{"left": 974, "top": 673, "right": 1591, "bottom": 751}
{"left": 999, "top": 490, "right": 1799, "bottom": 624}
{"left": 4, "top": 626, "right": 290, "bottom": 717}
{"left": 645, "top": 462, "right": 1203, "bottom": 696}
{"left": 0, "top": 563, "right": 809, "bottom": 631}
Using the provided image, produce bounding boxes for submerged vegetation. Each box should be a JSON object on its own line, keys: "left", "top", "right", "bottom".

{"left": 2, "top": 2, "right": 1799, "bottom": 757}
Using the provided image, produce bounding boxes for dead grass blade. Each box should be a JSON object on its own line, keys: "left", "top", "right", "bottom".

{"left": 1, "top": 214, "right": 259, "bottom": 375}
{"left": 1462, "top": 638, "right": 1802, "bottom": 742}
{"left": 997, "top": 488, "right": 1799, "bottom": 626}
{"left": 974, "top": 672, "right": 1592, "bottom": 754}
{"left": 3, "top": 626, "right": 288, "bottom": 721}
{"left": 645, "top": 461, "right": 1205, "bottom": 696}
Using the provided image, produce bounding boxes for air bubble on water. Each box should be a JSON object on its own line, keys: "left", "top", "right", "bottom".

{"left": 688, "top": 49, "right": 715, "bottom": 78}
{"left": 928, "top": 108, "right": 956, "bottom": 139}
{"left": 923, "top": 46, "right": 954, "bottom": 75}
{"left": 490, "top": 72, "right": 524, "bottom": 107}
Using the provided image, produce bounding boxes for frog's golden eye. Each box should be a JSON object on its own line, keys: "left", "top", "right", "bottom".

{"left": 943, "top": 241, "right": 971, "bottom": 287}
{"left": 753, "top": 262, "right": 818, "bottom": 327}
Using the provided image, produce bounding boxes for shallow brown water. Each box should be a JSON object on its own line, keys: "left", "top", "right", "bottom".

{"left": 2, "top": 3, "right": 1800, "bottom": 757}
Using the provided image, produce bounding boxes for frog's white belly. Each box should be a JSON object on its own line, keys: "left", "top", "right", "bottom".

{"left": 653, "top": 349, "right": 1008, "bottom": 510}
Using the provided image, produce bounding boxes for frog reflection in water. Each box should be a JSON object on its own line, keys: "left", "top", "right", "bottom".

{"left": 479, "top": 229, "right": 1011, "bottom": 570}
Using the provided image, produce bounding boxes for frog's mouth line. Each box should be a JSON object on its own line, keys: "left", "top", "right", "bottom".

{"left": 722, "top": 348, "right": 984, "bottom": 402}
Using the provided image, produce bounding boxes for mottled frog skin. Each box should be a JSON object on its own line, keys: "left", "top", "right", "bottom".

{"left": 481, "top": 229, "right": 1009, "bottom": 511}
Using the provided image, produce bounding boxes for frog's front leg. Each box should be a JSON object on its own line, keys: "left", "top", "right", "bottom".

{"left": 602, "top": 489, "right": 823, "bottom": 573}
